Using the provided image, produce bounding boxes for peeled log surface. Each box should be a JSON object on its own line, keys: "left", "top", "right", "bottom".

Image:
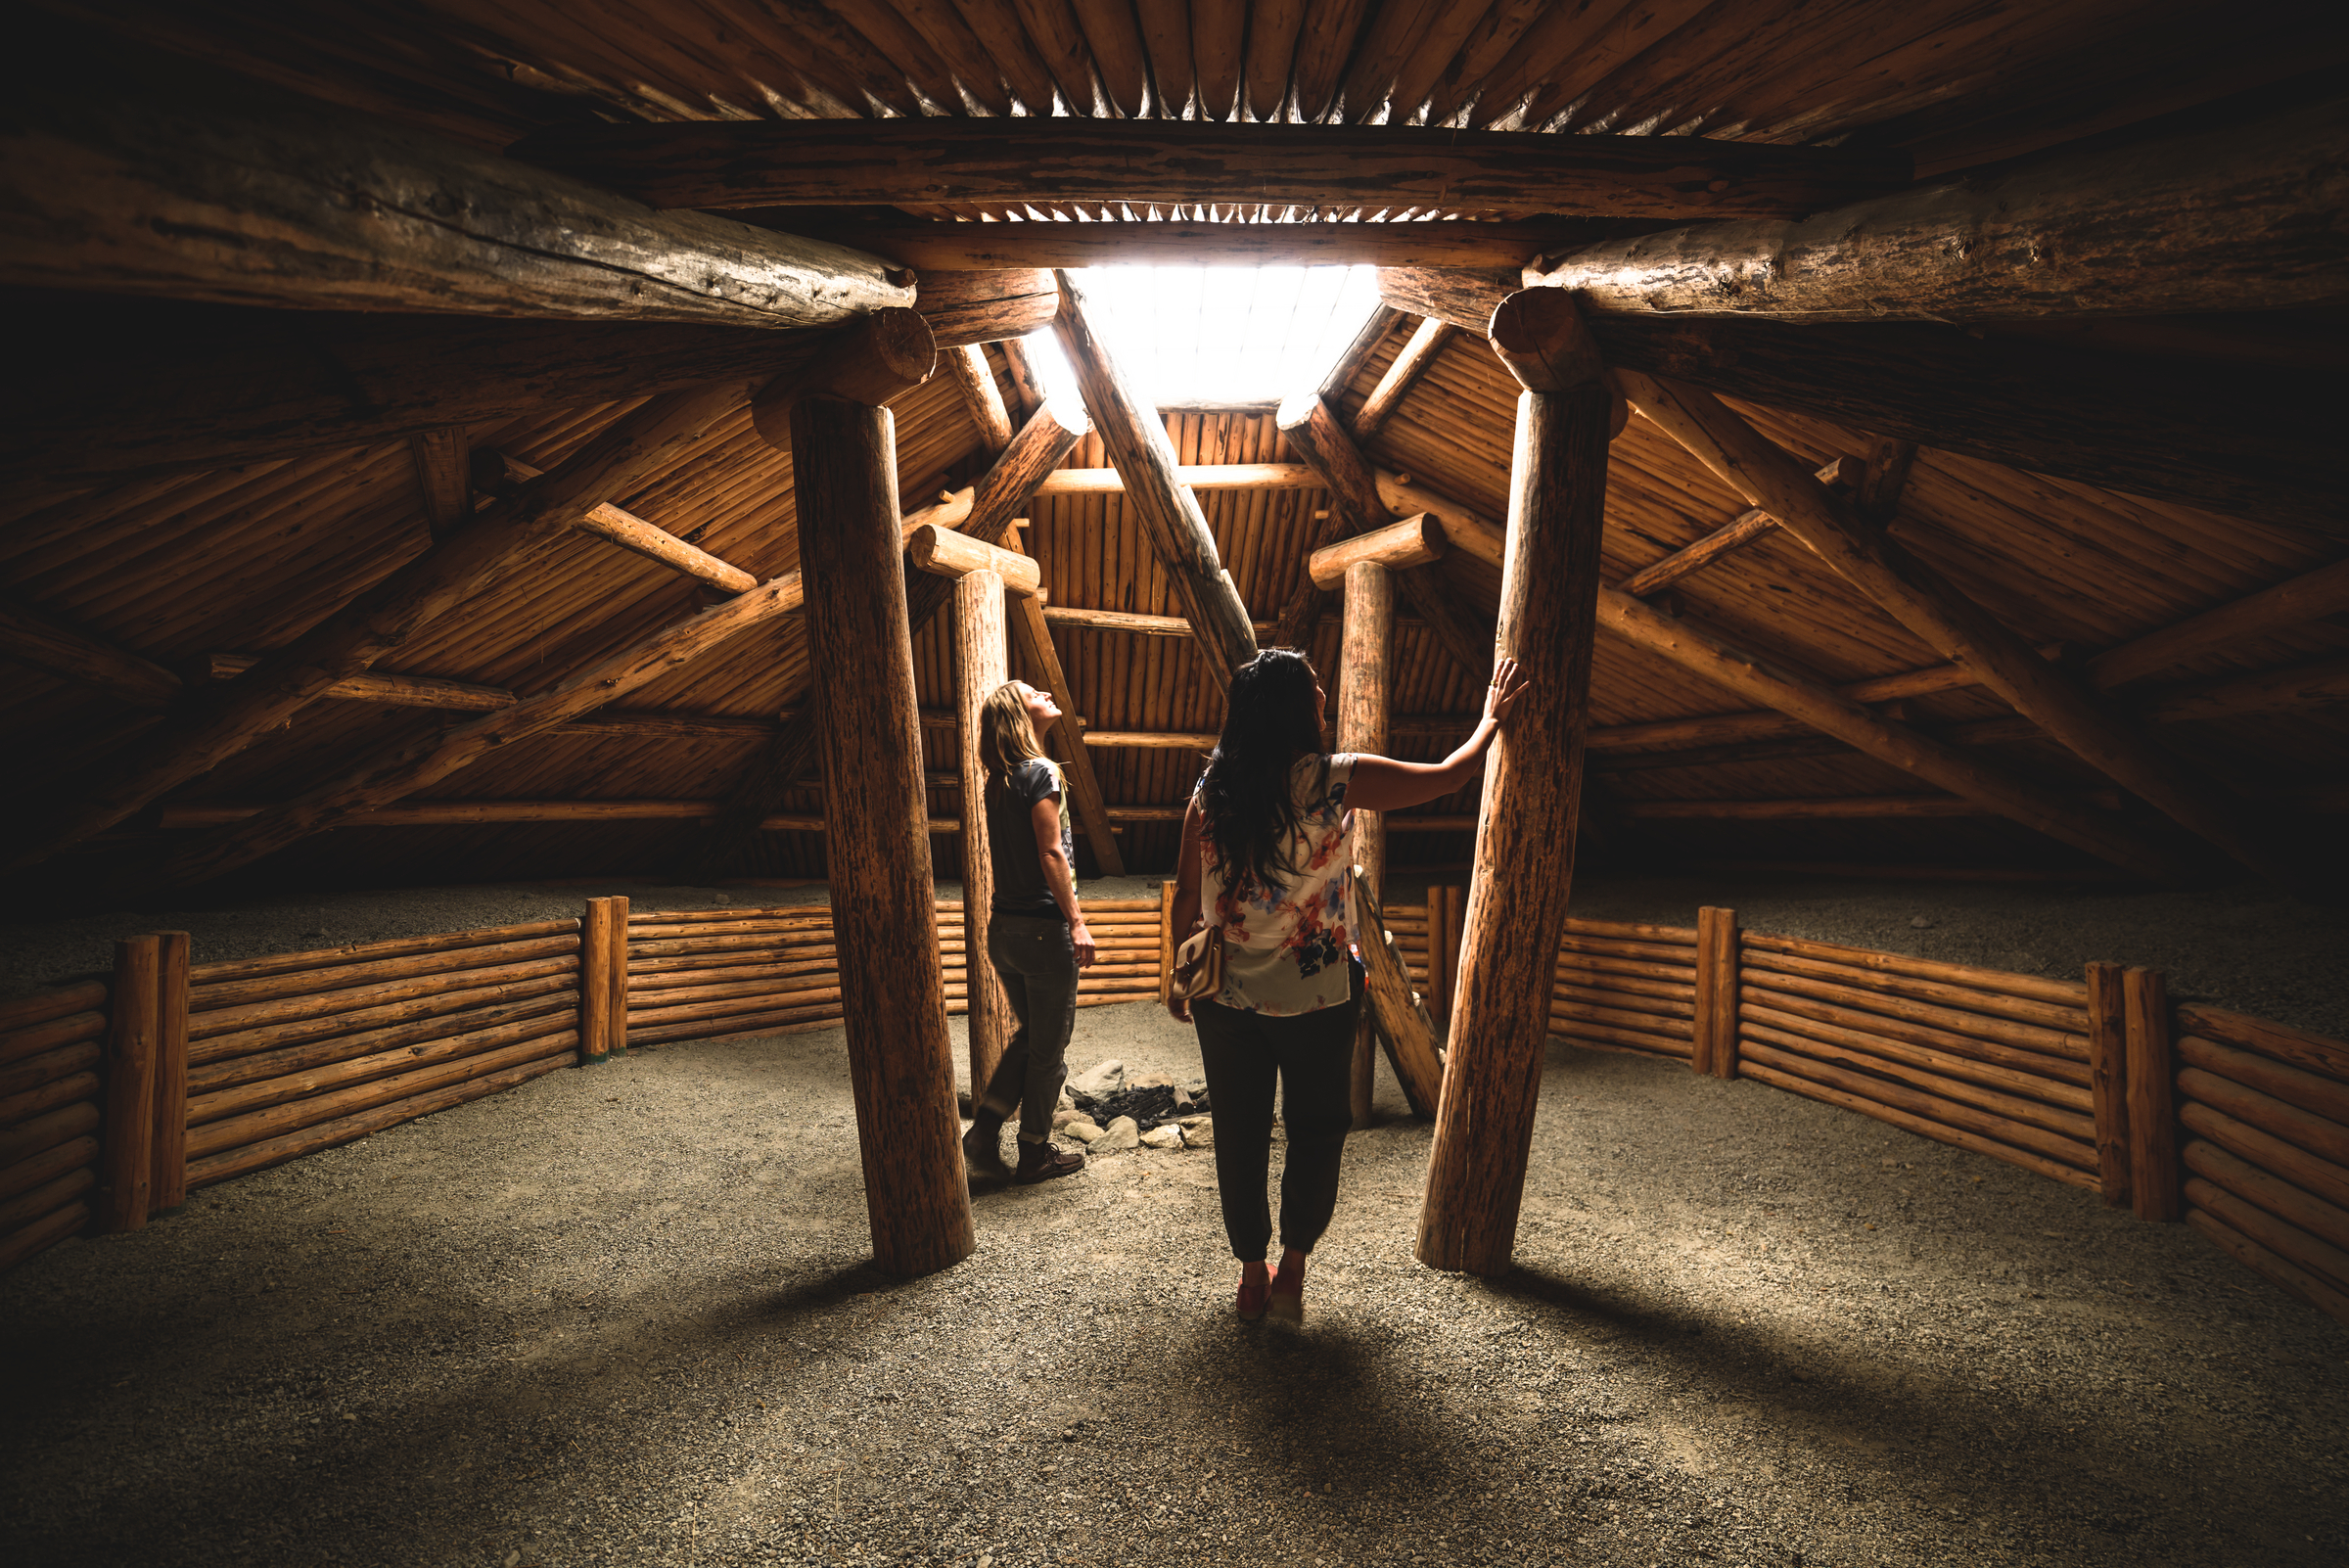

{"left": 1742, "top": 1041, "right": 2096, "bottom": 1172}
{"left": 187, "top": 1051, "right": 574, "bottom": 1192}
{"left": 1737, "top": 934, "right": 2088, "bottom": 1008}
{"left": 0, "top": 981, "right": 109, "bottom": 1038}
{"left": 1738, "top": 951, "right": 2087, "bottom": 1032}
{"left": 1354, "top": 873, "right": 1444, "bottom": 1120}
{"left": 0, "top": 1134, "right": 98, "bottom": 1206}
{"left": 1740, "top": 1001, "right": 2089, "bottom": 1110}
{"left": 955, "top": 568, "right": 1014, "bottom": 1125}
{"left": 1418, "top": 380, "right": 1608, "bottom": 1277}
{"left": 910, "top": 527, "right": 1042, "bottom": 596}
{"left": 2177, "top": 1004, "right": 2349, "bottom": 1084}
{"left": 19, "top": 381, "right": 750, "bottom": 870}
{"left": 1585, "top": 314, "right": 2339, "bottom": 539}
{"left": 203, "top": 654, "right": 516, "bottom": 714}
{"left": 2186, "top": 1142, "right": 2349, "bottom": 1261}
{"left": 750, "top": 307, "right": 938, "bottom": 446}
{"left": 1054, "top": 274, "right": 1257, "bottom": 683}
{"left": 1735, "top": 991, "right": 2092, "bottom": 1088}
{"left": 1530, "top": 100, "right": 2348, "bottom": 322}
{"left": 1378, "top": 268, "right": 1520, "bottom": 334}
{"left": 2182, "top": 1101, "right": 2349, "bottom": 1217}
{"left": 0, "top": 1201, "right": 89, "bottom": 1273}
{"left": 510, "top": 119, "right": 1911, "bottom": 220}
{"left": 811, "top": 220, "right": 1596, "bottom": 270}
{"left": 2178, "top": 1035, "right": 2349, "bottom": 1131}
{"left": 575, "top": 504, "right": 757, "bottom": 594}
{"left": 1740, "top": 1060, "right": 2099, "bottom": 1191}
{"left": 1309, "top": 514, "right": 1445, "bottom": 589}
{"left": 8, "top": 287, "right": 1056, "bottom": 499}
{"left": 1741, "top": 1024, "right": 2093, "bottom": 1141}
{"left": 189, "top": 936, "right": 578, "bottom": 1014}
{"left": 0, "top": 599, "right": 180, "bottom": 708}
{"left": 187, "top": 994, "right": 576, "bottom": 1094}
{"left": 2188, "top": 1208, "right": 2349, "bottom": 1326}
{"left": 189, "top": 921, "right": 576, "bottom": 986}
{"left": 187, "top": 1012, "right": 577, "bottom": 1128}
{"left": 188, "top": 974, "right": 577, "bottom": 1067}
{"left": 4, "top": 71, "right": 912, "bottom": 326}
{"left": 792, "top": 393, "right": 974, "bottom": 1279}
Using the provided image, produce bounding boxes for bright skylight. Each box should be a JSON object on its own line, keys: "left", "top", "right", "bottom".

{"left": 1022, "top": 264, "right": 1384, "bottom": 407}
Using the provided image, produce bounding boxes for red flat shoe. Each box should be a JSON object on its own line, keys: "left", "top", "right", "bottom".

{"left": 1268, "top": 1258, "right": 1305, "bottom": 1325}
{"left": 1236, "top": 1267, "right": 1269, "bottom": 1321}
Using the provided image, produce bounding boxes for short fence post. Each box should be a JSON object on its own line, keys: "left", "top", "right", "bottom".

{"left": 1158, "top": 878, "right": 1175, "bottom": 1008}
{"left": 101, "top": 936, "right": 161, "bottom": 1232}
{"left": 150, "top": 931, "right": 191, "bottom": 1214}
{"left": 605, "top": 896, "right": 630, "bottom": 1057}
{"left": 579, "top": 899, "right": 613, "bottom": 1064}
{"left": 2085, "top": 961, "right": 2132, "bottom": 1209}
{"left": 1693, "top": 907, "right": 1737, "bottom": 1076}
{"left": 2124, "top": 966, "right": 2181, "bottom": 1221}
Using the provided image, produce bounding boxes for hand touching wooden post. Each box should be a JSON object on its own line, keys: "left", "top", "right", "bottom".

{"left": 1418, "top": 290, "right": 1611, "bottom": 1276}
{"left": 956, "top": 568, "right": 1017, "bottom": 1112}
{"left": 1339, "top": 559, "right": 1395, "bottom": 1130}
{"left": 1052, "top": 271, "right": 1258, "bottom": 683}
{"left": 793, "top": 392, "right": 974, "bottom": 1278}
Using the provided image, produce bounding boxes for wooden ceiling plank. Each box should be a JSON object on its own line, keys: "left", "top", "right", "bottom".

{"left": 1051, "top": 273, "right": 1258, "bottom": 682}
{"left": 9, "top": 380, "right": 746, "bottom": 871}
{"left": 1533, "top": 99, "right": 2349, "bottom": 321}
{"left": 948, "top": 0, "right": 1066, "bottom": 113}
{"left": 1471, "top": 0, "right": 1718, "bottom": 132}
{"left": 1129, "top": 0, "right": 1196, "bottom": 116}
{"left": 798, "top": 218, "right": 1576, "bottom": 269}
{"left": 1240, "top": 0, "right": 1310, "bottom": 120}
{"left": 1190, "top": 0, "right": 1247, "bottom": 119}
{"left": 1619, "top": 368, "right": 2295, "bottom": 886}
{"left": 849, "top": 0, "right": 1014, "bottom": 115}
{"left": 201, "top": 654, "right": 516, "bottom": 714}
{"left": 1067, "top": 0, "right": 1153, "bottom": 117}
{"left": 0, "top": 599, "right": 182, "bottom": 710}
{"left": 504, "top": 119, "right": 1911, "bottom": 218}
{"left": 2088, "top": 557, "right": 2349, "bottom": 692}
{"left": 405, "top": 427, "right": 473, "bottom": 541}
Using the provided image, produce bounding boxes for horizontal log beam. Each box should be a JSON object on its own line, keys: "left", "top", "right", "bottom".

{"left": 906, "top": 525, "right": 1041, "bottom": 596}
{"left": 782, "top": 220, "right": 1589, "bottom": 270}
{"left": 2089, "top": 557, "right": 2349, "bottom": 690}
{"left": 575, "top": 504, "right": 757, "bottom": 595}
{"left": 1528, "top": 99, "right": 2348, "bottom": 321}
{"left": 1034, "top": 463, "right": 1323, "bottom": 494}
{"left": 1615, "top": 458, "right": 1852, "bottom": 598}
{"left": 203, "top": 655, "right": 515, "bottom": 714}
{"left": 5, "top": 281, "right": 1048, "bottom": 500}
{"left": 1355, "top": 318, "right": 1456, "bottom": 439}
{"left": 0, "top": 600, "right": 180, "bottom": 707}
{"left": 158, "top": 801, "right": 1155, "bottom": 837}
{"left": 1309, "top": 513, "right": 1445, "bottom": 589}
{"left": 6, "top": 66, "right": 911, "bottom": 329}
{"left": 509, "top": 121, "right": 1911, "bottom": 221}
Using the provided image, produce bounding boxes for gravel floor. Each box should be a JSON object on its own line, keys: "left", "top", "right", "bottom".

{"left": 4, "top": 984, "right": 2345, "bottom": 1567}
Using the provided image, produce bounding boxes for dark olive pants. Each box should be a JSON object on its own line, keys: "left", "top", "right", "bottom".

{"left": 979, "top": 913, "right": 1081, "bottom": 1144}
{"left": 1191, "top": 971, "right": 1363, "bottom": 1262}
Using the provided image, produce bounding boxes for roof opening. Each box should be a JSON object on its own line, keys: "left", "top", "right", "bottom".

{"left": 1021, "top": 264, "right": 1383, "bottom": 407}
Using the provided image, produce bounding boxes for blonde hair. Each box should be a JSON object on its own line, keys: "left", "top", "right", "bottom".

{"left": 979, "top": 681, "right": 1051, "bottom": 781}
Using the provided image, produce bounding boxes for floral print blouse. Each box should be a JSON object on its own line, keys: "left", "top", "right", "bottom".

{"left": 1199, "top": 754, "right": 1358, "bottom": 1016}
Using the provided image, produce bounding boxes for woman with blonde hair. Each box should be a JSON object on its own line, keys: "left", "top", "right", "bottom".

{"left": 1169, "top": 648, "right": 1527, "bottom": 1322}
{"left": 963, "top": 680, "right": 1093, "bottom": 1184}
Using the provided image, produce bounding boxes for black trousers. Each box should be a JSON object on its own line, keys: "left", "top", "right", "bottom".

{"left": 1190, "top": 971, "right": 1362, "bottom": 1262}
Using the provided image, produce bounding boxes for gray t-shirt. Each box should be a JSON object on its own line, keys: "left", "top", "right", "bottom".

{"left": 986, "top": 758, "right": 1072, "bottom": 918}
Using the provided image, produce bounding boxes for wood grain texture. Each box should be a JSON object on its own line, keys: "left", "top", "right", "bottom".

{"left": 6, "top": 75, "right": 911, "bottom": 326}
{"left": 149, "top": 931, "right": 190, "bottom": 1212}
{"left": 1356, "top": 872, "right": 1443, "bottom": 1120}
{"left": 1532, "top": 100, "right": 2348, "bottom": 320}
{"left": 2125, "top": 967, "right": 2181, "bottom": 1222}
{"left": 792, "top": 394, "right": 973, "bottom": 1278}
{"left": 101, "top": 937, "right": 160, "bottom": 1233}
{"left": 956, "top": 569, "right": 1014, "bottom": 1104}
{"left": 1053, "top": 273, "right": 1257, "bottom": 684}
{"left": 1418, "top": 382, "right": 1609, "bottom": 1276}
{"left": 1309, "top": 514, "right": 1445, "bottom": 589}
{"left": 1621, "top": 369, "right": 2277, "bottom": 884}
{"left": 508, "top": 119, "right": 1911, "bottom": 219}
{"left": 1339, "top": 559, "right": 1394, "bottom": 1128}
{"left": 2085, "top": 962, "right": 2133, "bottom": 1210}
{"left": 0, "top": 598, "right": 181, "bottom": 708}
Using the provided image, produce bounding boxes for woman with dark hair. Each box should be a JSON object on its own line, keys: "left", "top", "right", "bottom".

{"left": 1168, "top": 648, "right": 1527, "bottom": 1322}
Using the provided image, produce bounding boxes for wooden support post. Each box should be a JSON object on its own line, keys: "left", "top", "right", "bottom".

{"left": 750, "top": 307, "right": 937, "bottom": 446}
{"left": 1418, "top": 290, "right": 1609, "bottom": 1276}
{"left": 1004, "top": 538, "right": 1127, "bottom": 879}
{"left": 580, "top": 899, "right": 615, "bottom": 1064}
{"left": 1425, "top": 889, "right": 1451, "bottom": 1030}
{"left": 408, "top": 427, "right": 472, "bottom": 539}
{"left": 956, "top": 568, "right": 1015, "bottom": 1110}
{"left": 2125, "top": 966, "right": 2181, "bottom": 1222}
{"left": 793, "top": 392, "right": 974, "bottom": 1277}
{"left": 1356, "top": 872, "right": 1446, "bottom": 1120}
{"left": 149, "top": 930, "right": 190, "bottom": 1213}
{"left": 1338, "top": 559, "right": 1395, "bottom": 1130}
{"left": 1692, "top": 906, "right": 1741, "bottom": 1080}
{"left": 1052, "top": 272, "right": 1258, "bottom": 683}
{"left": 1276, "top": 393, "right": 1492, "bottom": 681}
{"left": 1441, "top": 888, "right": 1467, "bottom": 1027}
{"left": 2086, "top": 961, "right": 2132, "bottom": 1210}
{"left": 606, "top": 897, "right": 630, "bottom": 1056}
{"left": 102, "top": 936, "right": 160, "bottom": 1233}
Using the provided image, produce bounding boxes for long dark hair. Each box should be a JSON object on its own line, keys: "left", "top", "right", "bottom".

{"left": 1198, "top": 649, "right": 1328, "bottom": 897}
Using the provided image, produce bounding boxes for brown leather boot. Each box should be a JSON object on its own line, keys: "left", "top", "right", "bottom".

{"left": 1012, "top": 1139, "right": 1085, "bottom": 1184}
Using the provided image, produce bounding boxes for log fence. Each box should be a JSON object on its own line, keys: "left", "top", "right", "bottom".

{"left": 6, "top": 892, "right": 2344, "bottom": 1329}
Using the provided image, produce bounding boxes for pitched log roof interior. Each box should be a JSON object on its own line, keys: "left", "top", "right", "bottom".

{"left": 5, "top": 2, "right": 2344, "bottom": 896}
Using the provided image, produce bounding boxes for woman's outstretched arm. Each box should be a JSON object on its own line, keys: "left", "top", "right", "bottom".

{"left": 1344, "top": 657, "right": 1529, "bottom": 812}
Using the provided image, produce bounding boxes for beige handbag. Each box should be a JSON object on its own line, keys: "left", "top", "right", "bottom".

{"left": 1171, "top": 921, "right": 1223, "bottom": 1001}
